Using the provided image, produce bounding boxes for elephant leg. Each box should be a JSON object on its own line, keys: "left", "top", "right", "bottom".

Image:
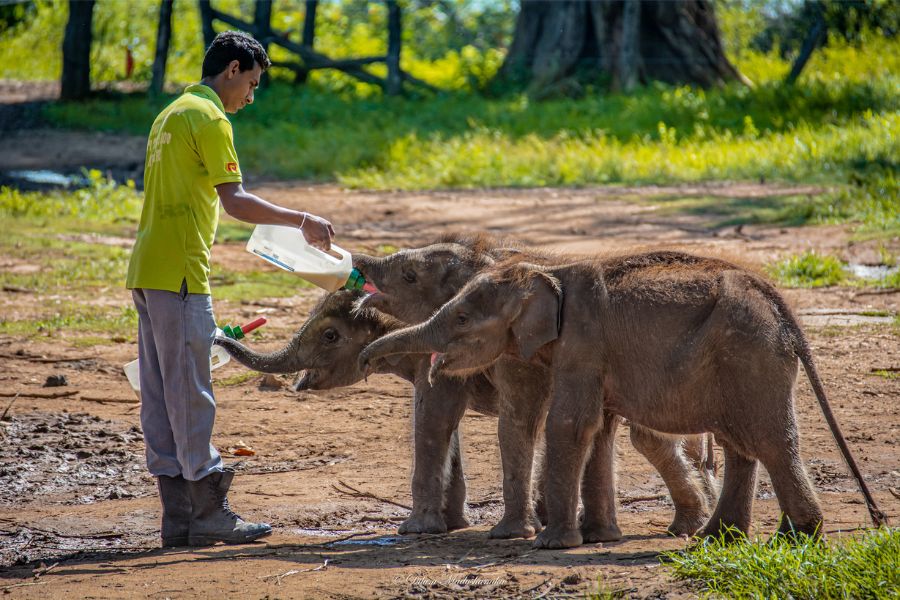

{"left": 532, "top": 432, "right": 548, "bottom": 526}
{"left": 629, "top": 425, "right": 710, "bottom": 537}
{"left": 533, "top": 372, "right": 603, "bottom": 550}
{"left": 579, "top": 411, "right": 623, "bottom": 542}
{"left": 489, "top": 408, "right": 543, "bottom": 539}
{"left": 683, "top": 433, "right": 720, "bottom": 507}
{"left": 698, "top": 442, "right": 758, "bottom": 540}
{"left": 756, "top": 426, "right": 823, "bottom": 539}
{"left": 400, "top": 384, "right": 468, "bottom": 535}
{"left": 442, "top": 428, "right": 470, "bottom": 531}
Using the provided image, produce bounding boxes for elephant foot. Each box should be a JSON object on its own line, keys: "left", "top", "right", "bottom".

{"left": 399, "top": 511, "right": 447, "bottom": 535}
{"left": 488, "top": 512, "right": 541, "bottom": 539}
{"left": 532, "top": 525, "right": 582, "bottom": 549}
{"left": 697, "top": 519, "right": 748, "bottom": 542}
{"left": 775, "top": 515, "right": 823, "bottom": 541}
{"left": 580, "top": 521, "right": 622, "bottom": 543}
{"left": 667, "top": 509, "right": 709, "bottom": 538}
{"left": 442, "top": 512, "right": 471, "bottom": 532}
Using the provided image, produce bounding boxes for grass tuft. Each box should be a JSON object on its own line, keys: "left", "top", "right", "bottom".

{"left": 664, "top": 527, "right": 900, "bottom": 599}
{"left": 768, "top": 251, "right": 847, "bottom": 288}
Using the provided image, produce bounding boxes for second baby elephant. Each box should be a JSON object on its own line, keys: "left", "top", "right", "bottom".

{"left": 352, "top": 234, "right": 718, "bottom": 540}
{"left": 359, "top": 250, "right": 886, "bottom": 548}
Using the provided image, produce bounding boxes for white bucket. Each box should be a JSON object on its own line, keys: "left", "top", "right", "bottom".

{"left": 246, "top": 224, "right": 352, "bottom": 292}
{"left": 123, "top": 330, "right": 232, "bottom": 400}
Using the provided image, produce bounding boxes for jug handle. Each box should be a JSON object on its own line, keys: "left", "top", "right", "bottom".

{"left": 308, "top": 244, "right": 351, "bottom": 264}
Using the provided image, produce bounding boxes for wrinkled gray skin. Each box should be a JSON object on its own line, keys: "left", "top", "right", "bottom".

{"left": 353, "top": 235, "right": 718, "bottom": 540}
{"left": 359, "top": 251, "right": 886, "bottom": 548}
{"left": 215, "top": 290, "right": 497, "bottom": 533}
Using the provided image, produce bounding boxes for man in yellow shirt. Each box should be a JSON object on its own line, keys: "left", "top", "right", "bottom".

{"left": 126, "top": 31, "right": 333, "bottom": 547}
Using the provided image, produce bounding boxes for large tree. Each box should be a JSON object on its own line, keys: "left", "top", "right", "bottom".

{"left": 493, "top": 0, "right": 747, "bottom": 96}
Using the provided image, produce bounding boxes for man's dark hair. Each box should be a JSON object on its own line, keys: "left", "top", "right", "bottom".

{"left": 201, "top": 30, "right": 271, "bottom": 78}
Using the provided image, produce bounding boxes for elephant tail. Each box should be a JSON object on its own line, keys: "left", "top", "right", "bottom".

{"left": 779, "top": 295, "right": 888, "bottom": 528}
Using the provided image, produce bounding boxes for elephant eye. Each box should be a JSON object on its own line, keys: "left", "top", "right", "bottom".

{"left": 403, "top": 270, "right": 417, "bottom": 284}
{"left": 322, "top": 328, "right": 339, "bottom": 343}
{"left": 456, "top": 313, "right": 469, "bottom": 326}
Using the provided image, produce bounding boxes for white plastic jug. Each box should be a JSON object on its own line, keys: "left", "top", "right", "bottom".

{"left": 246, "top": 224, "right": 352, "bottom": 292}
{"left": 123, "top": 329, "right": 231, "bottom": 401}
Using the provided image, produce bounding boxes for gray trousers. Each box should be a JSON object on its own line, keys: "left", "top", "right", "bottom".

{"left": 132, "top": 283, "right": 223, "bottom": 481}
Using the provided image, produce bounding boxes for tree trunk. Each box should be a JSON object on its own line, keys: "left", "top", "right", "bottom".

{"left": 493, "top": 0, "right": 746, "bottom": 96}
{"left": 786, "top": 1, "right": 826, "bottom": 84}
{"left": 198, "top": 0, "right": 216, "bottom": 50}
{"left": 254, "top": 0, "right": 273, "bottom": 87}
{"left": 295, "top": 0, "right": 318, "bottom": 84}
{"left": 385, "top": 0, "right": 403, "bottom": 96}
{"left": 60, "top": 0, "right": 95, "bottom": 101}
{"left": 150, "top": 0, "right": 174, "bottom": 96}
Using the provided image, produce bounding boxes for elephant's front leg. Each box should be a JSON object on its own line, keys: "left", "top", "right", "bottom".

{"left": 579, "top": 411, "right": 623, "bottom": 542}
{"left": 489, "top": 409, "right": 543, "bottom": 539}
{"left": 400, "top": 383, "right": 468, "bottom": 535}
{"left": 534, "top": 371, "right": 603, "bottom": 549}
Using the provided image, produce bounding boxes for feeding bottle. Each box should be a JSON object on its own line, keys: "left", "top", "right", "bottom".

{"left": 246, "top": 224, "right": 375, "bottom": 292}
{"left": 123, "top": 317, "right": 267, "bottom": 400}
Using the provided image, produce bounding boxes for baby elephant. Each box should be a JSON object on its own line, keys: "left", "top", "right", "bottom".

{"left": 360, "top": 251, "right": 887, "bottom": 548}
{"left": 216, "top": 290, "right": 497, "bottom": 534}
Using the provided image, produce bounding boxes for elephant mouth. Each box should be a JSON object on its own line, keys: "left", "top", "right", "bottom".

{"left": 292, "top": 370, "right": 314, "bottom": 391}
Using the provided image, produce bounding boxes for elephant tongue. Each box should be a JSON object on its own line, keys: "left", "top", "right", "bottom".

{"left": 362, "top": 281, "right": 379, "bottom": 293}
{"left": 430, "top": 352, "right": 442, "bottom": 366}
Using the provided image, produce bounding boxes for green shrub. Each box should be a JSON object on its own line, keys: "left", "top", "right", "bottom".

{"left": 768, "top": 251, "right": 847, "bottom": 288}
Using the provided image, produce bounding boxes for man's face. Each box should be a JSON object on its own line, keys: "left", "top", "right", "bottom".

{"left": 220, "top": 60, "right": 262, "bottom": 114}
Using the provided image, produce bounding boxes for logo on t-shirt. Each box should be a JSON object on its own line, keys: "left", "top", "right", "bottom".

{"left": 226, "top": 162, "right": 238, "bottom": 173}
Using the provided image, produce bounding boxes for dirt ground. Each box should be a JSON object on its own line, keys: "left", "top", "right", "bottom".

{"left": 1, "top": 158, "right": 899, "bottom": 596}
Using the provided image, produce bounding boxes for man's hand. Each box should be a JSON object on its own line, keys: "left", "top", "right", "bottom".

{"left": 299, "top": 212, "right": 336, "bottom": 252}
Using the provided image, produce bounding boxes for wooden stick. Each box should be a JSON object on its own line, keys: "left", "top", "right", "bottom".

{"left": 0, "top": 353, "right": 95, "bottom": 363}
{"left": 0, "top": 393, "right": 19, "bottom": 421}
{"left": 0, "top": 390, "right": 78, "bottom": 399}
{"left": 331, "top": 480, "right": 412, "bottom": 511}
{"left": 79, "top": 395, "right": 139, "bottom": 404}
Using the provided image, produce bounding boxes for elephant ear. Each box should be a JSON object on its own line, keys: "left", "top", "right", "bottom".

{"left": 510, "top": 269, "right": 562, "bottom": 361}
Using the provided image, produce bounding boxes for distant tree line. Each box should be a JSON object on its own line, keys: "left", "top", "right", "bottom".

{"left": 54, "top": 0, "right": 899, "bottom": 101}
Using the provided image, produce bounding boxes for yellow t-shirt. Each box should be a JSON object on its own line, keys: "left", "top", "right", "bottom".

{"left": 125, "top": 84, "right": 242, "bottom": 294}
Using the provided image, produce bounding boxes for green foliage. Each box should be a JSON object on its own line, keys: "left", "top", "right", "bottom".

{"left": 0, "top": 169, "right": 141, "bottom": 221}
{"left": 768, "top": 251, "right": 848, "bottom": 288}
{"left": 0, "top": 0, "right": 509, "bottom": 91}
{"left": 664, "top": 527, "right": 900, "bottom": 599}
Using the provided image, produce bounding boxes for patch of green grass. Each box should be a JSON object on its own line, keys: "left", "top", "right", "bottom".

{"left": 664, "top": 527, "right": 900, "bottom": 599}
{"left": 215, "top": 221, "right": 254, "bottom": 244}
{"left": 0, "top": 304, "right": 138, "bottom": 340}
{"left": 768, "top": 251, "right": 848, "bottom": 288}
{"left": 870, "top": 369, "right": 900, "bottom": 380}
{"left": 375, "top": 244, "right": 400, "bottom": 255}
{"left": 210, "top": 268, "right": 313, "bottom": 302}
{"left": 217, "top": 371, "right": 261, "bottom": 387}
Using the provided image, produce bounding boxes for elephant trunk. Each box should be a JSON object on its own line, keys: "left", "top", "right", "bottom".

{"left": 359, "top": 322, "right": 437, "bottom": 369}
{"left": 214, "top": 333, "right": 306, "bottom": 373}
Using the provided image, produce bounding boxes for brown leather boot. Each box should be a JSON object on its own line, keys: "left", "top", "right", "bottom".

{"left": 186, "top": 468, "right": 272, "bottom": 545}
{"left": 157, "top": 475, "right": 190, "bottom": 547}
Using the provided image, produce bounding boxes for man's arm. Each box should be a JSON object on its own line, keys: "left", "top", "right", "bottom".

{"left": 216, "top": 182, "right": 335, "bottom": 251}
